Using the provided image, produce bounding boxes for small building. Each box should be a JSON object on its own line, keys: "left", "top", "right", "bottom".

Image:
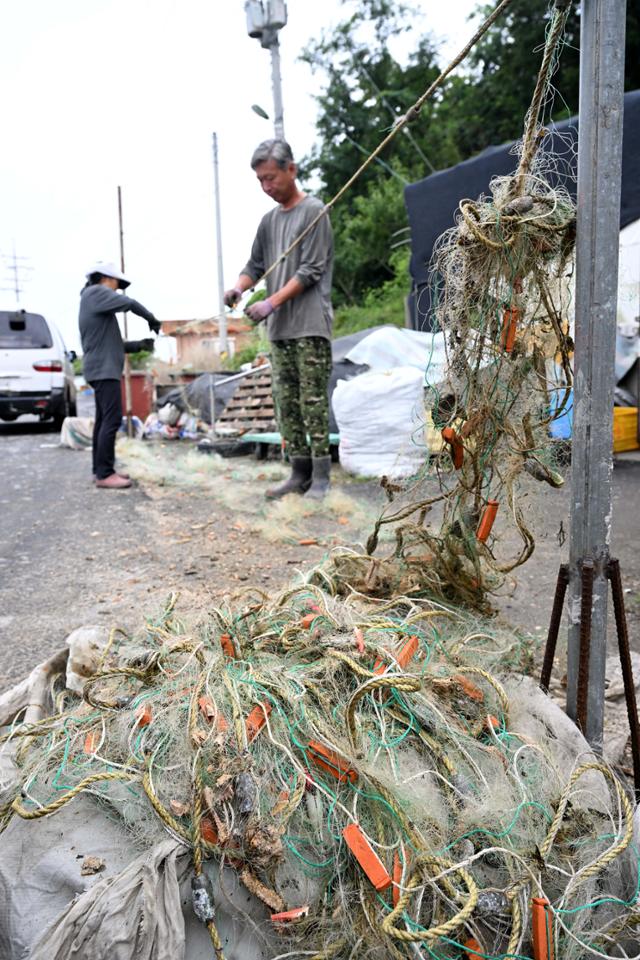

{"left": 160, "top": 316, "right": 253, "bottom": 367}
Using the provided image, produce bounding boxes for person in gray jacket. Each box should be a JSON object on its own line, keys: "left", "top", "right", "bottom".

{"left": 224, "top": 139, "right": 334, "bottom": 499}
{"left": 79, "top": 262, "right": 160, "bottom": 489}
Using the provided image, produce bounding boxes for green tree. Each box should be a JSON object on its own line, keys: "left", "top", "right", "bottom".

{"left": 456, "top": 0, "right": 640, "bottom": 155}
{"left": 301, "top": 2, "right": 448, "bottom": 305}
{"left": 301, "top": 0, "right": 640, "bottom": 316}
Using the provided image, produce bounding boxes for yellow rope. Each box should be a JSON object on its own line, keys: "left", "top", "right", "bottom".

{"left": 96, "top": 626, "right": 129, "bottom": 673}
{"left": 516, "top": 1, "right": 571, "bottom": 187}
{"left": 309, "top": 938, "right": 348, "bottom": 960}
{"left": 381, "top": 855, "right": 479, "bottom": 943}
{"left": 539, "top": 761, "right": 634, "bottom": 883}
{"left": 142, "top": 769, "right": 191, "bottom": 842}
{"left": 12, "top": 771, "right": 135, "bottom": 820}
{"left": 222, "top": 672, "right": 247, "bottom": 750}
{"left": 327, "top": 648, "right": 377, "bottom": 678}
{"left": 506, "top": 891, "right": 523, "bottom": 958}
{"left": 453, "top": 665, "right": 510, "bottom": 716}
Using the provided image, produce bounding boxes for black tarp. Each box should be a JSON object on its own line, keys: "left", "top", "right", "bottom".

{"left": 404, "top": 89, "right": 640, "bottom": 329}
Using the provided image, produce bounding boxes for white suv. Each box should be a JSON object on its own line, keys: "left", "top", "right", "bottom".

{"left": 0, "top": 309, "right": 77, "bottom": 428}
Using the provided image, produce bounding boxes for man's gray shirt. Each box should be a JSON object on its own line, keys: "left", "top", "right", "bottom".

{"left": 242, "top": 195, "right": 333, "bottom": 342}
{"left": 79, "top": 285, "right": 155, "bottom": 382}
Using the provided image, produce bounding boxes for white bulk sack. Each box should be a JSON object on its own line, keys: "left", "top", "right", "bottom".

{"left": 59, "top": 417, "right": 94, "bottom": 449}
{"left": 333, "top": 366, "right": 426, "bottom": 478}
{"left": 344, "top": 326, "right": 447, "bottom": 377}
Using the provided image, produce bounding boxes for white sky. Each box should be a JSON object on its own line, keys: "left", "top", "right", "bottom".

{"left": 0, "top": 0, "right": 479, "bottom": 351}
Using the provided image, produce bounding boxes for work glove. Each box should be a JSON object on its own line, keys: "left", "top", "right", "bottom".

{"left": 245, "top": 298, "right": 274, "bottom": 323}
{"left": 148, "top": 317, "right": 161, "bottom": 335}
{"left": 125, "top": 338, "right": 155, "bottom": 353}
{"left": 224, "top": 287, "right": 243, "bottom": 308}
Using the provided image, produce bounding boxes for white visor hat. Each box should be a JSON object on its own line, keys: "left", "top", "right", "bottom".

{"left": 85, "top": 261, "right": 131, "bottom": 290}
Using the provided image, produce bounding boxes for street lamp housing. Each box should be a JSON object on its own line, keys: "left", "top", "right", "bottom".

{"left": 245, "top": 1, "right": 287, "bottom": 39}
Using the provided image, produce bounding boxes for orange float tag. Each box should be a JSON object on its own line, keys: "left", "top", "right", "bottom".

{"left": 201, "top": 816, "right": 218, "bottom": 844}
{"left": 476, "top": 500, "right": 499, "bottom": 542}
{"left": 392, "top": 849, "right": 404, "bottom": 907}
{"left": 441, "top": 426, "right": 464, "bottom": 469}
{"left": 307, "top": 741, "right": 358, "bottom": 784}
{"left": 485, "top": 714, "right": 500, "bottom": 733}
{"left": 198, "top": 696, "right": 216, "bottom": 721}
{"left": 374, "top": 635, "right": 420, "bottom": 674}
{"left": 83, "top": 731, "right": 100, "bottom": 754}
{"left": 135, "top": 704, "right": 152, "bottom": 727}
{"left": 245, "top": 702, "right": 272, "bottom": 742}
{"left": 532, "top": 897, "right": 554, "bottom": 960}
{"left": 300, "top": 613, "right": 316, "bottom": 629}
{"left": 464, "top": 938, "right": 482, "bottom": 958}
{"left": 452, "top": 674, "right": 484, "bottom": 702}
{"left": 500, "top": 306, "right": 519, "bottom": 352}
{"left": 343, "top": 823, "right": 392, "bottom": 891}
{"left": 219, "top": 633, "right": 236, "bottom": 658}
{"left": 270, "top": 906, "right": 309, "bottom": 923}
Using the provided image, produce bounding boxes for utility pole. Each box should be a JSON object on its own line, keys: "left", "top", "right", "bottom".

{"left": 117, "top": 186, "right": 134, "bottom": 439}
{"left": 212, "top": 132, "right": 229, "bottom": 355}
{"left": 265, "top": 29, "right": 285, "bottom": 139}
{"left": 245, "top": 1, "right": 287, "bottom": 140}
{"left": 566, "top": 0, "right": 627, "bottom": 747}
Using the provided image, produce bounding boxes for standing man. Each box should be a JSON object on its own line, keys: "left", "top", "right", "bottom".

{"left": 225, "top": 139, "right": 334, "bottom": 499}
{"left": 79, "top": 262, "right": 160, "bottom": 489}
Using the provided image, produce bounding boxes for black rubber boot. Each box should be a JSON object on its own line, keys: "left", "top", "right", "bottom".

{"left": 265, "top": 456, "right": 312, "bottom": 499}
{"left": 304, "top": 456, "right": 332, "bottom": 500}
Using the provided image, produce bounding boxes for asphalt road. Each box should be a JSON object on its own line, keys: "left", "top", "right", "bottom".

{"left": 0, "top": 396, "right": 164, "bottom": 688}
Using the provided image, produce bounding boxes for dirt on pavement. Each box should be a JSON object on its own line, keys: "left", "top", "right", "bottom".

{"left": 1, "top": 419, "right": 640, "bottom": 695}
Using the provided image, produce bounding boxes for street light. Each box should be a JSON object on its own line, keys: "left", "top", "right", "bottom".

{"left": 244, "top": 1, "right": 287, "bottom": 140}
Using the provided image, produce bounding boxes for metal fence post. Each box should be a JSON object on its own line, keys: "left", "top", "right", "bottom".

{"left": 566, "top": 0, "right": 627, "bottom": 747}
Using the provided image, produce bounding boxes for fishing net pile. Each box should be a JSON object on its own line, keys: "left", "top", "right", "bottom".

{"left": 1, "top": 584, "right": 638, "bottom": 960}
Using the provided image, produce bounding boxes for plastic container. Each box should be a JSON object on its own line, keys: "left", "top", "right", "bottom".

{"left": 613, "top": 406, "right": 639, "bottom": 453}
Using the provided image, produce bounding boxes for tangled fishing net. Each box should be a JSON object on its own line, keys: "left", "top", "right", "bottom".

{"left": 1, "top": 582, "right": 639, "bottom": 960}
{"left": 116, "top": 440, "right": 377, "bottom": 546}
{"left": 327, "top": 2, "right": 577, "bottom": 615}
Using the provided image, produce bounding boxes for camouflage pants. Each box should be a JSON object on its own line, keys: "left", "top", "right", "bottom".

{"left": 270, "top": 336, "right": 332, "bottom": 457}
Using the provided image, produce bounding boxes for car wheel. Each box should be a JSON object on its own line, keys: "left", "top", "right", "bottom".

{"left": 69, "top": 398, "right": 78, "bottom": 417}
{"left": 51, "top": 393, "right": 70, "bottom": 430}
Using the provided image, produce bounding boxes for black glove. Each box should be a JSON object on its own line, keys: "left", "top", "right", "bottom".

{"left": 148, "top": 317, "right": 161, "bottom": 335}
{"left": 125, "top": 338, "right": 155, "bottom": 354}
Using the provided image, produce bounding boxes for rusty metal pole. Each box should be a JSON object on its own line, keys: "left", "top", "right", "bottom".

{"left": 566, "top": 0, "right": 627, "bottom": 747}
{"left": 118, "top": 186, "right": 133, "bottom": 439}
{"left": 540, "top": 564, "right": 570, "bottom": 693}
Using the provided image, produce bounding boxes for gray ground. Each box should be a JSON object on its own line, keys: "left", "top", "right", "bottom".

{"left": 1, "top": 398, "right": 640, "bottom": 693}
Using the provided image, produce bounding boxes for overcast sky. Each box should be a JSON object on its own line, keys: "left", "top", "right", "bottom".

{"left": 0, "top": 0, "right": 479, "bottom": 350}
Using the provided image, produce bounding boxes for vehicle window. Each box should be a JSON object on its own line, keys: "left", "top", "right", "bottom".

{"left": 0, "top": 311, "right": 53, "bottom": 349}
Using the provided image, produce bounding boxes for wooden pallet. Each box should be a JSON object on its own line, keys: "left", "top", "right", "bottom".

{"left": 215, "top": 371, "right": 277, "bottom": 435}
